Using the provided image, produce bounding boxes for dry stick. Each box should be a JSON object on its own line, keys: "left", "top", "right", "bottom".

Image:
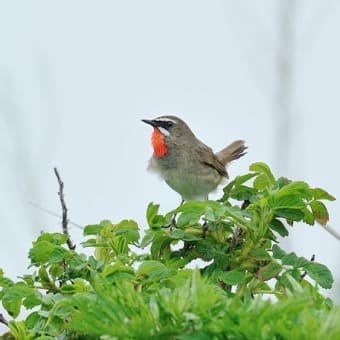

{"left": 0, "top": 313, "right": 8, "bottom": 326}
{"left": 54, "top": 167, "right": 76, "bottom": 250}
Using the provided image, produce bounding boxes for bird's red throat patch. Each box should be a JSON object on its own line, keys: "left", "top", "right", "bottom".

{"left": 151, "top": 127, "right": 168, "bottom": 158}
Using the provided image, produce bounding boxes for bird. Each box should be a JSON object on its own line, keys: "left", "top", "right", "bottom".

{"left": 142, "top": 115, "right": 247, "bottom": 201}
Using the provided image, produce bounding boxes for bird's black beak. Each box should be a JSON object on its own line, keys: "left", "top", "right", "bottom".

{"left": 141, "top": 119, "right": 158, "bottom": 128}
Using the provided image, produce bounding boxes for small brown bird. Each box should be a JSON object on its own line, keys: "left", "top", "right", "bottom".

{"left": 142, "top": 115, "right": 247, "bottom": 201}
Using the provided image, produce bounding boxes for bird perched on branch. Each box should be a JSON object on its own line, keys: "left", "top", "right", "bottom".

{"left": 142, "top": 115, "right": 247, "bottom": 201}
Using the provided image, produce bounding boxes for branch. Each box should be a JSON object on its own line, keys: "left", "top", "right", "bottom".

{"left": 54, "top": 167, "right": 76, "bottom": 250}
{"left": 0, "top": 313, "right": 8, "bottom": 326}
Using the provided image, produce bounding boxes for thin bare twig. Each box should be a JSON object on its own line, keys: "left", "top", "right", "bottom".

{"left": 0, "top": 313, "right": 8, "bottom": 326}
{"left": 54, "top": 168, "right": 76, "bottom": 250}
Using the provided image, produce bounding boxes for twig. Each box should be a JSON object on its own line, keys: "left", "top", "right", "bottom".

{"left": 54, "top": 168, "right": 76, "bottom": 250}
{"left": 0, "top": 313, "right": 8, "bottom": 326}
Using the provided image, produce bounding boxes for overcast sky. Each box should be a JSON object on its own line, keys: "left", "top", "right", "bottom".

{"left": 0, "top": 0, "right": 339, "bottom": 312}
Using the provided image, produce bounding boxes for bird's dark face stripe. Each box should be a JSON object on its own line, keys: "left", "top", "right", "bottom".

{"left": 154, "top": 120, "right": 174, "bottom": 130}
{"left": 142, "top": 118, "right": 176, "bottom": 130}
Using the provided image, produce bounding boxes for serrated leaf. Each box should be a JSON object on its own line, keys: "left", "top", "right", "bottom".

{"left": 115, "top": 220, "right": 140, "bottom": 243}
{"left": 177, "top": 210, "right": 202, "bottom": 228}
{"left": 35, "top": 233, "right": 68, "bottom": 245}
{"left": 273, "top": 208, "right": 304, "bottom": 221}
{"left": 83, "top": 224, "right": 103, "bottom": 236}
{"left": 275, "top": 181, "right": 313, "bottom": 201}
{"left": 234, "top": 172, "right": 258, "bottom": 186}
{"left": 23, "top": 292, "right": 42, "bottom": 309}
{"left": 310, "top": 200, "right": 329, "bottom": 225}
{"left": 29, "top": 240, "right": 56, "bottom": 265}
{"left": 196, "top": 241, "right": 215, "bottom": 261}
{"left": 2, "top": 285, "right": 34, "bottom": 318}
{"left": 257, "top": 263, "right": 282, "bottom": 281}
{"left": 313, "top": 188, "right": 336, "bottom": 201}
{"left": 250, "top": 162, "right": 275, "bottom": 190}
{"left": 137, "top": 261, "right": 176, "bottom": 282}
{"left": 272, "top": 245, "right": 286, "bottom": 259}
{"left": 270, "top": 194, "right": 306, "bottom": 210}
{"left": 304, "top": 262, "right": 333, "bottom": 289}
{"left": 182, "top": 232, "right": 202, "bottom": 241}
{"left": 141, "top": 230, "right": 156, "bottom": 248}
{"left": 204, "top": 207, "right": 215, "bottom": 222}
{"left": 150, "top": 231, "right": 172, "bottom": 259}
{"left": 230, "top": 185, "right": 257, "bottom": 201}
{"left": 218, "top": 269, "right": 245, "bottom": 285}
{"left": 302, "top": 208, "right": 315, "bottom": 225}
{"left": 281, "top": 252, "right": 308, "bottom": 267}
{"left": 270, "top": 219, "right": 289, "bottom": 237}
{"left": 249, "top": 248, "right": 271, "bottom": 261}
{"left": 170, "top": 229, "right": 185, "bottom": 239}
{"left": 49, "top": 246, "right": 68, "bottom": 263}
{"left": 146, "top": 202, "right": 169, "bottom": 228}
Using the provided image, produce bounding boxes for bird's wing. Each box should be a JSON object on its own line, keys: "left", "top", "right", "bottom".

{"left": 197, "top": 143, "right": 228, "bottom": 177}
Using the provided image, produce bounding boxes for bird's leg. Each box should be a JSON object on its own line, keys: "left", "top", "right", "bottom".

{"left": 162, "top": 199, "right": 184, "bottom": 229}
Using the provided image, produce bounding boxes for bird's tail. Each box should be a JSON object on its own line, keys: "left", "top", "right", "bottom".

{"left": 216, "top": 140, "right": 247, "bottom": 165}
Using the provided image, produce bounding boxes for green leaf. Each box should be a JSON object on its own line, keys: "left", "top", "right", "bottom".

{"left": 83, "top": 224, "right": 103, "bottom": 236}
{"left": 177, "top": 210, "right": 202, "bottom": 228}
{"left": 49, "top": 246, "right": 68, "bottom": 263}
{"left": 312, "top": 188, "right": 336, "bottom": 201}
{"left": 270, "top": 195, "right": 306, "bottom": 210}
{"left": 204, "top": 207, "right": 216, "bottom": 222}
{"left": 249, "top": 248, "right": 271, "bottom": 261}
{"left": 270, "top": 219, "right": 289, "bottom": 237}
{"left": 304, "top": 262, "right": 333, "bottom": 289}
{"left": 257, "top": 263, "right": 282, "bottom": 281}
{"left": 115, "top": 220, "right": 140, "bottom": 243}
{"left": 302, "top": 208, "right": 315, "bottom": 225}
{"left": 273, "top": 208, "right": 304, "bottom": 221}
{"left": 1, "top": 285, "right": 34, "bottom": 318}
{"left": 234, "top": 172, "right": 259, "bottom": 186}
{"left": 250, "top": 162, "right": 275, "bottom": 190}
{"left": 141, "top": 230, "right": 156, "bottom": 248}
{"left": 271, "top": 245, "right": 286, "bottom": 259}
{"left": 170, "top": 229, "right": 185, "bottom": 239}
{"left": 35, "top": 232, "right": 68, "bottom": 245}
{"left": 146, "top": 202, "right": 169, "bottom": 228}
{"left": 137, "top": 261, "right": 176, "bottom": 282}
{"left": 29, "top": 240, "right": 56, "bottom": 265}
{"left": 275, "top": 181, "right": 313, "bottom": 201}
{"left": 281, "top": 253, "right": 308, "bottom": 267}
{"left": 150, "top": 230, "right": 172, "bottom": 259}
{"left": 310, "top": 200, "right": 329, "bottom": 225}
{"left": 218, "top": 269, "right": 246, "bottom": 285}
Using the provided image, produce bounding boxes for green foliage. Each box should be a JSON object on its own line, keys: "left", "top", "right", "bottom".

{"left": 0, "top": 162, "right": 338, "bottom": 339}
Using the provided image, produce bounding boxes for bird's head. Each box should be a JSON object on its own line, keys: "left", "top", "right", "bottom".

{"left": 142, "top": 115, "right": 194, "bottom": 158}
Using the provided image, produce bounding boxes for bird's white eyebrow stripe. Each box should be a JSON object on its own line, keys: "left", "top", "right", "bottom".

{"left": 154, "top": 117, "right": 177, "bottom": 124}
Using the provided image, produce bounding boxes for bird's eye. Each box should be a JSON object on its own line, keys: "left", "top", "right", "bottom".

{"left": 165, "top": 121, "right": 174, "bottom": 129}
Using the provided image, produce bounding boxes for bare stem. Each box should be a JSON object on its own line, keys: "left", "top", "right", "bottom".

{"left": 54, "top": 167, "right": 76, "bottom": 250}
